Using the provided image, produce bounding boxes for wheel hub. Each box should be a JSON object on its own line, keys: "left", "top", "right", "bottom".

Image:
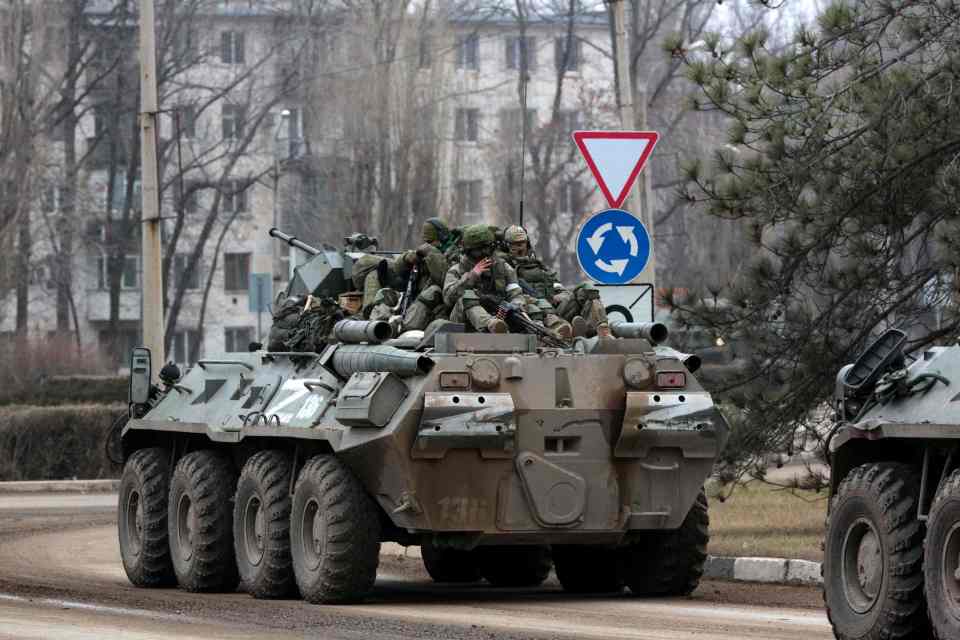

{"left": 125, "top": 489, "right": 143, "bottom": 557}
{"left": 842, "top": 517, "right": 883, "bottom": 614}
{"left": 300, "top": 498, "right": 324, "bottom": 572}
{"left": 243, "top": 495, "right": 265, "bottom": 567}
{"left": 176, "top": 493, "right": 194, "bottom": 562}
{"left": 942, "top": 523, "right": 960, "bottom": 614}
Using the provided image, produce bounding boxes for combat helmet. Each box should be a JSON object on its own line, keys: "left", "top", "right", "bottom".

{"left": 504, "top": 225, "right": 529, "bottom": 244}
{"left": 462, "top": 224, "right": 496, "bottom": 250}
{"left": 422, "top": 218, "right": 449, "bottom": 244}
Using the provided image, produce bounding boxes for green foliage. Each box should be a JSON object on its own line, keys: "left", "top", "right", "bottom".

{"left": 0, "top": 404, "right": 123, "bottom": 480}
{"left": 677, "top": 0, "right": 960, "bottom": 479}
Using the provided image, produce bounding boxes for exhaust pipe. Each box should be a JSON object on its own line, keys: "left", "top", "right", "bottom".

{"left": 333, "top": 320, "right": 392, "bottom": 344}
{"left": 654, "top": 346, "right": 702, "bottom": 373}
{"left": 611, "top": 321, "right": 669, "bottom": 344}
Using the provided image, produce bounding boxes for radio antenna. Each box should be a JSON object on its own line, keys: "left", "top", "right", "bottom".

{"left": 518, "top": 47, "right": 529, "bottom": 228}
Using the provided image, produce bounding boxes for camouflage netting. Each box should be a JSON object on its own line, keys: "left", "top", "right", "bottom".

{"left": 0, "top": 404, "right": 124, "bottom": 480}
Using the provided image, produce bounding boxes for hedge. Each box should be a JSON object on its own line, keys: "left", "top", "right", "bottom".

{"left": 0, "top": 404, "right": 124, "bottom": 481}
{"left": 0, "top": 376, "right": 127, "bottom": 407}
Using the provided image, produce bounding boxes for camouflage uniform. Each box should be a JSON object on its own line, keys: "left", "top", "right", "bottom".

{"left": 267, "top": 294, "right": 344, "bottom": 353}
{"left": 554, "top": 283, "right": 609, "bottom": 335}
{"left": 393, "top": 218, "right": 450, "bottom": 331}
{"left": 350, "top": 253, "right": 397, "bottom": 321}
{"left": 501, "top": 226, "right": 574, "bottom": 339}
{"left": 443, "top": 225, "right": 522, "bottom": 332}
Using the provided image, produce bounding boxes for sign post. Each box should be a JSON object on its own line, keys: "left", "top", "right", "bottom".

{"left": 249, "top": 273, "right": 273, "bottom": 344}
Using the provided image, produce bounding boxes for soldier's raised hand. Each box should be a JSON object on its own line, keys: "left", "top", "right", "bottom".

{"left": 471, "top": 258, "right": 493, "bottom": 277}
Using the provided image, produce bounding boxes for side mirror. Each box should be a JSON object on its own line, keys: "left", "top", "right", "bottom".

{"left": 129, "top": 347, "right": 152, "bottom": 406}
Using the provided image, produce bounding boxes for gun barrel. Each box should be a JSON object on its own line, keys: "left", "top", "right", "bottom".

{"left": 610, "top": 321, "right": 669, "bottom": 344}
{"left": 269, "top": 227, "right": 321, "bottom": 256}
{"left": 331, "top": 345, "right": 434, "bottom": 378}
{"left": 333, "top": 320, "right": 392, "bottom": 344}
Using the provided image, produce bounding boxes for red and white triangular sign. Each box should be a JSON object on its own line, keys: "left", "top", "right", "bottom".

{"left": 572, "top": 131, "right": 659, "bottom": 209}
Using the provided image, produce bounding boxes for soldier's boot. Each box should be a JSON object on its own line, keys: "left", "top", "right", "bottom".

{"left": 596, "top": 322, "right": 612, "bottom": 339}
{"left": 464, "top": 304, "right": 497, "bottom": 333}
{"left": 545, "top": 314, "right": 573, "bottom": 340}
{"left": 570, "top": 315, "right": 588, "bottom": 338}
{"left": 369, "top": 288, "right": 399, "bottom": 323}
{"left": 486, "top": 318, "right": 508, "bottom": 334}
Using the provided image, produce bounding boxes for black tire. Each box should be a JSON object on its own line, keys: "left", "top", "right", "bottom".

{"left": 624, "top": 490, "right": 709, "bottom": 597}
{"left": 290, "top": 455, "right": 381, "bottom": 604}
{"left": 234, "top": 450, "right": 295, "bottom": 599}
{"left": 168, "top": 450, "right": 240, "bottom": 592}
{"left": 421, "top": 542, "right": 481, "bottom": 583}
{"left": 925, "top": 468, "right": 960, "bottom": 640}
{"left": 823, "top": 463, "right": 927, "bottom": 640}
{"left": 477, "top": 546, "right": 552, "bottom": 587}
{"left": 118, "top": 447, "right": 175, "bottom": 587}
{"left": 553, "top": 545, "right": 624, "bottom": 593}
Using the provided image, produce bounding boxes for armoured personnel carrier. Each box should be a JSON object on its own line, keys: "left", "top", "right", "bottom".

{"left": 116, "top": 230, "right": 729, "bottom": 604}
{"left": 825, "top": 329, "right": 960, "bottom": 640}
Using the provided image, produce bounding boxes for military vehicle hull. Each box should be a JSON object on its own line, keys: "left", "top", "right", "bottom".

{"left": 824, "top": 331, "right": 960, "bottom": 640}
{"left": 118, "top": 330, "right": 726, "bottom": 603}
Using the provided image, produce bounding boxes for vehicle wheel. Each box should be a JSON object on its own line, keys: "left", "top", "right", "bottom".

{"left": 168, "top": 450, "right": 239, "bottom": 592}
{"left": 234, "top": 450, "right": 295, "bottom": 598}
{"left": 823, "top": 463, "right": 927, "bottom": 640}
{"left": 290, "top": 455, "right": 380, "bottom": 603}
{"left": 477, "top": 546, "right": 552, "bottom": 587}
{"left": 118, "top": 447, "right": 175, "bottom": 587}
{"left": 925, "top": 468, "right": 960, "bottom": 640}
{"left": 624, "top": 490, "right": 708, "bottom": 597}
{"left": 553, "top": 545, "right": 623, "bottom": 593}
{"left": 421, "top": 542, "right": 481, "bottom": 583}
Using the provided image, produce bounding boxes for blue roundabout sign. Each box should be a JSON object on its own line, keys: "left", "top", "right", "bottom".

{"left": 576, "top": 209, "right": 651, "bottom": 285}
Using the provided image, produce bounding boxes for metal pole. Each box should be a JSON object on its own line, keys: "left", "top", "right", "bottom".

{"left": 609, "top": 0, "right": 656, "bottom": 287}
{"left": 139, "top": 0, "right": 164, "bottom": 377}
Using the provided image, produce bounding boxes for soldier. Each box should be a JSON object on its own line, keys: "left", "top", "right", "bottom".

{"left": 393, "top": 218, "right": 450, "bottom": 331}
{"left": 443, "top": 224, "right": 523, "bottom": 333}
{"left": 501, "top": 225, "right": 573, "bottom": 339}
{"left": 503, "top": 225, "right": 610, "bottom": 338}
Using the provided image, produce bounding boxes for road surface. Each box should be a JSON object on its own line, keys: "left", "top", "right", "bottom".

{"left": 0, "top": 492, "right": 833, "bottom": 640}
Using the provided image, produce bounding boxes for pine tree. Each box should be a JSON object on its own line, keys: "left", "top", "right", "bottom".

{"left": 674, "top": 0, "right": 960, "bottom": 481}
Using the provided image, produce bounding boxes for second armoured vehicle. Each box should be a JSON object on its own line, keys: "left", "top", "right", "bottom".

{"left": 116, "top": 231, "right": 729, "bottom": 604}
{"left": 825, "top": 328, "right": 960, "bottom": 640}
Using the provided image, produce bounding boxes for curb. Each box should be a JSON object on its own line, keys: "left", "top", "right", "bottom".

{"left": 0, "top": 480, "right": 119, "bottom": 494}
{"left": 704, "top": 556, "right": 822, "bottom": 586}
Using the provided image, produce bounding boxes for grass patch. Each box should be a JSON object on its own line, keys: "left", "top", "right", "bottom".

{"left": 708, "top": 481, "right": 828, "bottom": 561}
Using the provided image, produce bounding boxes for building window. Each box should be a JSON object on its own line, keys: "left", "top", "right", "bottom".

{"left": 454, "top": 108, "right": 479, "bottom": 142}
{"left": 554, "top": 36, "right": 580, "bottom": 72}
{"left": 173, "top": 253, "right": 200, "bottom": 291}
{"left": 98, "top": 328, "right": 140, "bottom": 367}
{"left": 455, "top": 180, "right": 482, "bottom": 222}
{"left": 94, "top": 254, "right": 139, "bottom": 290}
{"left": 222, "top": 104, "right": 246, "bottom": 140}
{"left": 455, "top": 34, "right": 478, "bottom": 70}
{"left": 172, "top": 329, "right": 202, "bottom": 365}
{"left": 176, "top": 105, "right": 196, "bottom": 139}
{"left": 221, "top": 31, "right": 245, "bottom": 64}
{"left": 559, "top": 180, "right": 582, "bottom": 214}
{"left": 222, "top": 180, "right": 248, "bottom": 214}
{"left": 556, "top": 109, "right": 581, "bottom": 133}
{"left": 224, "top": 252, "right": 250, "bottom": 292}
{"left": 42, "top": 185, "right": 64, "bottom": 212}
{"left": 499, "top": 108, "right": 536, "bottom": 134}
{"left": 505, "top": 36, "right": 536, "bottom": 70}
{"left": 225, "top": 327, "right": 254, "bottom": 353}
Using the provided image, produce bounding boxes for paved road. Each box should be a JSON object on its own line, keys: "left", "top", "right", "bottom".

{"left": 0, "top": 493, "right": 834, "bottom": 640}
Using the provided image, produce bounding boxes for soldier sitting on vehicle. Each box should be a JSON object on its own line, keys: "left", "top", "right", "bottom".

{"left": 502, "top": 224, "right": 610, "bottom": 339}
{"left": 348, "top": 239, "right": 399, "bottom": 322}
{"left": 266, "top": 293, "right": 347, "bottom": 353}
{"left": 443, "top": 224, "right": 523, "bottom": 333}
{"left": 392, "top": 218, "right": 450, "bottom": 331}
{"left": 500, "top": 225, "right": 574, "bottom": 339}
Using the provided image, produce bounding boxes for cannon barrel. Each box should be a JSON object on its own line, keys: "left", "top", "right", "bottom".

{"left": 331, "top": 344, "right": 434, "bottom": 378}
{"left": 654, "top": 346, "right": 702, "bottom": 374}
{"left": 269, "top": 227, "right": 321, "bottom": 256}
{"left": 333, "top": 320, "right": 392, "bottom": 344}
{"left": 611, "top": 321, "right": 669, "bottom": 344}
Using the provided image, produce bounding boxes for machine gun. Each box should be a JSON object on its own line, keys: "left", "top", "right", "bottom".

{"left": 400, "top": 262, "right": 419, "bottom": 317}
{"left": 496, "top": 301, "right": 570, "bottom": 349}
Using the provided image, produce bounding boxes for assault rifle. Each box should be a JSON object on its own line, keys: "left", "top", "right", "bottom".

{"left": 400, "top": 262, "right": 419, "bottom": 317}
{"left": 496, "top": 302, "right": 570, "bottom": 349}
